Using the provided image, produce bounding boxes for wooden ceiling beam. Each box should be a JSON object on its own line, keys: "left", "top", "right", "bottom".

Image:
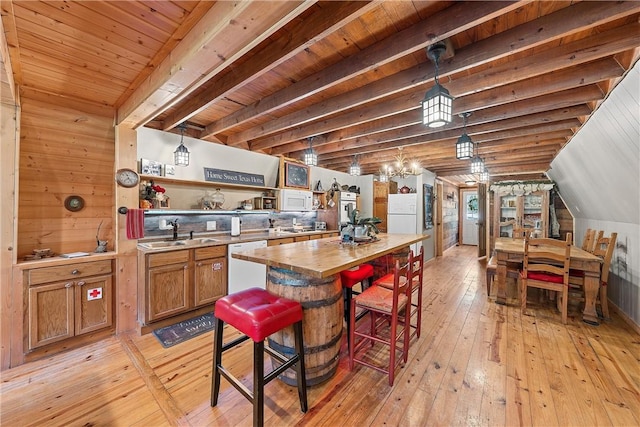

{"left": 204, "top": 1, "right": 523, "bottom": 141}
{"left": 233, "top": 7, "right": 639, "bottom": 148}
{"left": 250, "top": 55, "right": 623, "bottom": 152}
{"left": 161, "top": 1, "right": 377, "bottom": 131}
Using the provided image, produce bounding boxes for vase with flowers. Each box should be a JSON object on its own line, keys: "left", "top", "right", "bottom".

{"left": 140, "top": 180, "right": 168, "bottom": 209}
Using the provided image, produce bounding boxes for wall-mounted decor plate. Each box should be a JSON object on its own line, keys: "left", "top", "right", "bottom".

{"left": 64, "top": 195, "right": 85, "bottom": 212}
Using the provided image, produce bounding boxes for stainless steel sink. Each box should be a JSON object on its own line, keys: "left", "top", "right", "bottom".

{"left": 139, "top": 238, "right": 218, "bottom": 249}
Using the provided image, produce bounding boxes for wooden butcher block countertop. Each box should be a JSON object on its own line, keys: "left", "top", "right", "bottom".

{"left": 232, "top": 233, "right": 428, "bottom": 278}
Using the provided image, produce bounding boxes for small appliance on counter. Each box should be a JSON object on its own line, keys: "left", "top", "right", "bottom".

{"left": 231, "top": 216, "right": 241, "bottom": 236}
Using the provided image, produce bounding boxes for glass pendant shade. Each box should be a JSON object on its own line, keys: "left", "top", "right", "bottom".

{"left": 479, "top": 169, "right": 490, "bottom": 183}
{"left": 422, "top": 83, "right": 453, "bottom": 128}
{"left": 349, "top": 157, "right": 361, "bottom": 176}
{"left": 379, "top": 173, "right": 389, "bottom": 183}
{"left": 456, "top": 134, "right": 474, "bottom": 159}
{"left": 303, "top": 149, "right": 318, "bottom": 166}
{"left": 174, "top": 124, "right": 190, "bottom": 166}
{"left": 470, "top": 156, "right": 485, "bottom": 174}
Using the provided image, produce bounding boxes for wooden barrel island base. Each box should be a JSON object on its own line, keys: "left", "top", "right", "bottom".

{"left": 230, "top": 233, "right": 429, "bottom": 385}
{"left": 266, "top": 267, "right": 343, "bottom": 386}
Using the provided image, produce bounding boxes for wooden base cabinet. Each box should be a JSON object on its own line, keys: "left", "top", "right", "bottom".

{"left": 26, "top": 260, "right": 113, "bottom": 350}
{"left": 141, "top": 245, "right": 227, "bottom": 325}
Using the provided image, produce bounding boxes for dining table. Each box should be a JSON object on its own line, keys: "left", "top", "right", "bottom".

{"left": 494, "top": 237, "right": 603, "bottom": 325}
{"left": 232, "top": 232, "right": 429, "bottom": 385}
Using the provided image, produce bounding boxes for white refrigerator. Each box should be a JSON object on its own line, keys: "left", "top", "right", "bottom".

{"left": 387, "top": 193, "right": 422, "bottom": 254}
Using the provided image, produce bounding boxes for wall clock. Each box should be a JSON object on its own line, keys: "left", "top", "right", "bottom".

{"left": 64, "top": 195, "right": 85, "bottom": 212}
{"left": 115, "top": 168, "right": 140, "bottom": 188}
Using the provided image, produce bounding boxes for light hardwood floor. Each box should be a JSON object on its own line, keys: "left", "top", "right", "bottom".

{"left": 2, "top": 245, "right": 639, "bottom": 426}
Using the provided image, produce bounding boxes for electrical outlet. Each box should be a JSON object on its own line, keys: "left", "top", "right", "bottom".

{"left": 206, "top": 221, "right": 217, "bottom": 231}
{"left": 292, "top": 218, "right": 297, "bottom": 226}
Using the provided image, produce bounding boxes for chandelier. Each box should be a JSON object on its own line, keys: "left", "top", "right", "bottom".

{"left": 379, "top": 147, "right": 421, "bottom": 180}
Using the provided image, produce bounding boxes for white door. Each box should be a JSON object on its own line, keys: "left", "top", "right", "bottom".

{"left": 462, "top": 190, "right": 479, "bottom": 245}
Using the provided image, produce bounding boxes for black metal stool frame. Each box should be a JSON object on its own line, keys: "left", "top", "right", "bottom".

{"left": 211, "top": 316, "right": 308, "bottom": 427}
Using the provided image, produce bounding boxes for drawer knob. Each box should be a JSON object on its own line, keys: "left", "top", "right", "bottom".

{"left": 65, "top": 282, "right": 73, "bottom": 288}
{"left": 76, "top": 281, "right": 86, "bottom": 286}
{"left": 71, "top": 269, "right": 80, "bottom": 275}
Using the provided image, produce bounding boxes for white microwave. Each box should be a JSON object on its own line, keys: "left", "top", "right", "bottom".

{"left": 280, "top": 189, "right": 313, "bottom": 211}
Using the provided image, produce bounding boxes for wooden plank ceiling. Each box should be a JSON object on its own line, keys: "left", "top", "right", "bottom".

{"left": 3, "top": 1, "right": 640, "bottom": 185}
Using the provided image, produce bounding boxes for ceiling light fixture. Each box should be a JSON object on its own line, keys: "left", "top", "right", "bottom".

{"left": 379, "top": 147, "right": 421, "bottom": 179}
{"left": 303, "top": 136, "right": 318, "bottom": 166}
{"left": 174, "top": 123, "right": 190, "bottom": 166}
{"left": 422, "top": 41, "right": 453, "bottom": 128}
{"left": 479, "top": 169, "right": 490, "bottom": 183}
{"left": 348, "top": 155, "right": 361, "bottom": 176}
{"left": 456, "top": 112, "right": 474, "bottom": 160}
{"left": 470, "top": 142, "right": 485, "bottom": 174}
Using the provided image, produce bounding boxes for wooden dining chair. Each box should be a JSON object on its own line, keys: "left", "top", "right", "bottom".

{"left": 580, "top": 228, "right": 596, "bottom": 253}
{"left": 520, "top": 233, "right": 572, "bottom": 324}
{"left": 374, "top": 247, "right": 424, "bottom": 340}
{"left": 485, "top": 229, "right": 528, "bottom": 296}
{"left": 569, "top": 232, "right": 617, "bottom": 319}
{"left": 349, "top": 258, "right": 411, "bottom": 386}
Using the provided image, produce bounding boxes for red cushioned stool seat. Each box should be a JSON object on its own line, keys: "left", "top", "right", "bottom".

{"left": 340, "top": 264, "right": 374, "bottom": 351}
{"left": 211, "top": 288, "right": 307, "bottom": 427}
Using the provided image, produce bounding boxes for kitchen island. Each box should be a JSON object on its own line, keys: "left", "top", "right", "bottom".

{"left": 232, "top": 233, "right": 428, "bottom": 385}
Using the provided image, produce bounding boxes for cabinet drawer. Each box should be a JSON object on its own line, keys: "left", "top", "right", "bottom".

{"left": 268, "top": 237, "right": 295, "bottom": 246}
{"left": 28, "top": 260, "right": 112, "bottom": 285}
{"left": 194, "top": 245, "right": 226, "bottom": 260}
{"left": 147, "top": 250, "right": 190, "bottom": 268}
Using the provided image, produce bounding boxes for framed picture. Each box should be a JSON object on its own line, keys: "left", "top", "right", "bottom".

{"left": 423, "top": 184, "right": 434, "bottom": 229}
{"left": 281, "top": 158, "right": 310, "bottom": 189}
{"left": 140, "top": 158, "right": 163, "bottom": 176}
{"left": 164, "top": 164, "right": 175, "bottom": 176}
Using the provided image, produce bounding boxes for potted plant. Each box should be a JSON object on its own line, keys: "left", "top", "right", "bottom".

{"left": 348, "top": 207, "right": 382, "bottom": 240}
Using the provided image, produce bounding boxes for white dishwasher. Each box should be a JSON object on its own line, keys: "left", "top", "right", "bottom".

{"left": 227, "top": 240, "right": 268, "bottom": 294}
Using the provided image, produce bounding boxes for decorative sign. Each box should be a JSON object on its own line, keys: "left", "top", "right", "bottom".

{"left": 87, "top": 287, "right": 103, "bottom": 301}
{"left": 204, "top": 168, "right": 265, "bottom": 186}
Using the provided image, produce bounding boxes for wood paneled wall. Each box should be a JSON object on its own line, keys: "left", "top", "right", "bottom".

{"left": 18, "top": 89, "right": 115, "bottom": 259}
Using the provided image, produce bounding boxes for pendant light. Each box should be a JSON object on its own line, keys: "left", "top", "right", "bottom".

{"left": 174, "top": 123, "right": 190, "bottom": 166}
{"left": 303, "top": 136, "right": 318, "bottom": 166}
{"left": 422, "top": 42, "right": 453, "bottom": 128}
{"left": 456, "top": 112, "right": 474, "bottom": 160}
{"left": 470, "top": 142, "right": 485, "bottom": 174}
{"left": 348, "top": 155, "right": 361, "bottom": 176}
{"left": 479, "top": 168, "right": 490, "bottom": 183}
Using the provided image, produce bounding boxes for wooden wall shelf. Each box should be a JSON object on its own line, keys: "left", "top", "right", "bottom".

{"left": 139, "top": 175, "right": 279, "bottom": 192}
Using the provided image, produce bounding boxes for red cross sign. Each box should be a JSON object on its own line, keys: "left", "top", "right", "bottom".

{"left": 87, "top": 288, "right": 102, "bottom": 301}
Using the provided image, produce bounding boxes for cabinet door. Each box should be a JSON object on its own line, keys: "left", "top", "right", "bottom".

{"left": 496, "top": 193, "right": 518, "bottom": 237}
{"left": 75, "top": 274, "right": 113, "bottom": 335}
{"left": 28, "top": 281, "right": 74, "bottom": 349}
{"left": 147, "top": 262, "right": 190, "bottom": 322}
{"left": 194, "top": 257, "right": 227, "bottom": 306}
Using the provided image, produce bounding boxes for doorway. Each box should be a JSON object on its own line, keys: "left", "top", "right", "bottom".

{"left": 461, "top": 189, "right": 479, "bottom": 246}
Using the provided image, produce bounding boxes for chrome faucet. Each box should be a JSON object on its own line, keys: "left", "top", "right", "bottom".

{"left": 167, "top": 219, "right": 179, "bottom": 240}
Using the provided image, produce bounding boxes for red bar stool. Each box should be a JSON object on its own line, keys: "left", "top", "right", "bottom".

{"left": 340, "top": 264, "right": 374, "bottom": 349}
{"left": 211, "top": 288, "right": 308, "bottom": 427}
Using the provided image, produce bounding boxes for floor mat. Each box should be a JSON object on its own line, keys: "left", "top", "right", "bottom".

{"left": 152, "top": 312, "right": 214, "bottom": 348}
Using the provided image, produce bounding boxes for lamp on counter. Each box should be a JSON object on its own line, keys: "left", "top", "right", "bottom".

{"left": 422, "top": 41, "right": 453, "bottom": 128}
{"left": 303, "top": 136, "right": 318, "bottom": 166}
{"left": 174, "top": 123, "right": 190, "bottom": 166}
{"left": 348, "top": 155, "right": 361, "bottom": 176}
{"left": 379, "top": 147, "right": 421, "bottom": 179}
{"left": 456, "top": 112, "right": 474, "bottom": 160}
{"left": 470, "top": 142, "right": 485, "bottom": 175}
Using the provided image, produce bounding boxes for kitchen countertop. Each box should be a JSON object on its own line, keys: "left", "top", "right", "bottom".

{"left": 136, "top": 229, "right": 339, "bottom": 253}
{"left": 232, "top": 233, "right": 429, "bottom": 278}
